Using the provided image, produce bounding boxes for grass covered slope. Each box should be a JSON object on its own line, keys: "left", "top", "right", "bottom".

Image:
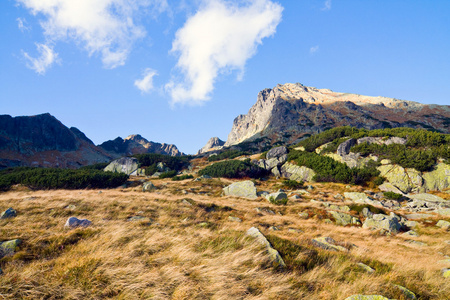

{"left": 0, "top": 179, "right": 449, "bottom": 299}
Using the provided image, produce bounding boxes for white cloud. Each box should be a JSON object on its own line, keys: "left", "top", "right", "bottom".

{"left": 16, "top": 0, "right": 161, "bottom": 69}
{"left": 17, "top": 17, "right": 30, "bottom": 31}
{"left": 322, "top": 0, "right": 332, "bottom": 11}
{"left": 22, "top": 43, "right": 58, "bottom": 74}
{"left": 310, "top": 45, "right": 319, "bottom": 54}
{"left": 166, "top": 0, "right": 283, "bottom": 105}
{"left": 134, "top": 68, "right": 158, "bottom": 93}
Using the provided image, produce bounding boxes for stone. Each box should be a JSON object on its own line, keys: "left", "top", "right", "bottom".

{"left": 436, "top": 220, "right": 450, "bottom": 230}
{"left": 142, "top": 181, "right": 156, "bottom": 192}
{"left": 266, "top": 146, "right": 288, "bottom": 160}
{"left": 362, "top": 208, "right": 374, "bottom": 218}
{"left": 392, "top": 285, "right": 417, "bottom": 300}
{"left": 363, "top": 214, "right": 401, "bottom": 233}
{"left": 442, "top": 268, "right": 450, "bottom": 278}
{"left": 246, "top": 227, "right": 286, "bottom": 268}
{"left": 437, "top": 208, "right": 450, "bottom": 215}
{"left": 256, "top": 207, "right": 276, "bottom": 215}
{"left": 288, "top": 228, "right": 303, "bottom": 233}
{"left": 337, "top": 138, "right": 357, "bottom": 156}
{"left": 405, "top": 221, "right": 418, "bottom": 228}
{"left": 378, "top": 182, "right": 405, "bottom": 195}
{"left": 64, "top": 217, "right": 92, "bottom": 229}
{"left": 311, "top": 236, "right": 347, "bottom": 252}
{"left": 298, "top": 212, "right": 309, "bottom": 219}
{"left": 228, "top": 216, "right": 242, "bottom": 222}
{"left": 281, "top": 163, "right": 316, "bottom": 182}
{"left": 344, "top": 296, "right": 390, "bottom": 300}
{"left": 357, "top": 262, "right": 375, "bottom": 274}
{"left": 377, "top": 164, "right": 423, "bottom": 194}
{"left": 344, "top": 192, "right": 373, "bottom": 204}
{"left": 271, "top": 167, "right": 281, "bottom": 177}
{"left": 0, "top": 239, "right": 22, "bottom": 258}
{"left": 127, "top": 216, "right": 147, "bottom": 221}
{"left": 104, "top": 157, "right": 139, "bottom": 175}
{"left": 265, "top": 192, "right": 288, "bottom": 205}
{"left": 0, "top": 207, "right": 17, "bottom": 219}
{"left": 223, "top": 181, "right": 258, "bottom": 199}
{"left": 403, "top": 230, "right": 419, "bottom": 237}
{"left": 334, "top": 193, "right": 345, "bottom": 200}
{"left": 422, "top": 163, "right": 450, "bottom": 192}
{"left": 329, "top": 211, "right": 360, "bottom": 226}
{"left": 65, "top": 204, "right": 77, "bottom": 210}
{"left": 404, "top": 213, "right": 433, "bottom": 220}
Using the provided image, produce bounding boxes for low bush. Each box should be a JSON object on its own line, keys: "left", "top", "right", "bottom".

{"left": 0, "top": 167, "right": 128, "bottom": 191}
{"left": 198, "top": 159, "right": 268, "bottom": 179}
{"left": 171, "top": 174, "right": 194, "bottom": 181}
{"left": 207, "top": 150, "right": 249, "bottom": 162}
{"left": 383, "top": 191, "right": 403, "bottom": 200}
{"left": 281, "top": 180, "right": 304, "bottom": 190}
{"left": 80, "top": 162, "right": 110, "bottom": 171}
{"left": 158, "top": 170, "right": 178, "bottom": 179}
{"left": 134, "top": 154, "right": 190, "bottom": 171}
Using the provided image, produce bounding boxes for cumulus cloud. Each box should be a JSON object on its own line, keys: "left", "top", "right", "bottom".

{"left": 16, "top": 17, "right": 30, "bottom": 31}
{"left": 22, "top": 43, "right": 58, "bottom": 74}
{"left": 166, "top": 0, "right": 283, "bottom": 105}
{"left": 322, "top": 0, "right": 332, "bottom": 11}
{"left": 310, "top": 45, "right": 319, "bottom": 54}
{"left": 16, "top": 0, "right": 162, "bottom": 69}
{"left": 134, "top": 68, "right": 158, "bottom": 93}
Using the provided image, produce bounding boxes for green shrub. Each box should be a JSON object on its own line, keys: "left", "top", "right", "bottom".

{"left": 133, "top": 154, "right": 190, "bottom": 171}
{"left": 198, "top": 159, "right": 268, "bottom": 179}
{"left": 383, "top": 191, "right": 403, "bottom": 200}
{"left": 158, "top": 170, "right": 178, "bottom": 179}
{"left": 207, "top": 150, "right": 249, "bottom": 162}
{"left": 171, "top": 174, "right": 194, "bottom": 181}
{"left": 80, "top": 162, "right": 110, "bottom": 170}
{"left": 268, "top": 196, "right": 288, "bottom": 205}
{"left": 295, "top": 126, "right": 360, "bottom": 152}
{"left": 0, "top": 167, "right": 128, "bottom": 191}
{"left": 281, "top": 180, "right": 304, "bottom": 190}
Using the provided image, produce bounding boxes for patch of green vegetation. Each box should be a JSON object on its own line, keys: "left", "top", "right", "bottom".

{"left": 0, "top": 167, "right": 128, "bottom": 191}
{"left": 80, "top": 162, "right": 110, "bottom": 170}
{"left": 133, "top": 154, "right": 190, "bottom": 176}
{"left": 295, "top": 126, "right": 360, "bottom": 152}
{"left": 194, "top": 231, "right": 244, "bottom": 253}
{"left": 383, "top": 191, "right": 403, "bottom": 200}
{"left": 171, "top": 174, "right": 194, "bottom": 181}
{"left": 158, "top": 170, "right": 178, "bottom": 179}
{"left": 348, "top": 204, "right": 386, "bottom": 215}
{"left": 268, "top": 196, "right": 288, "bottom": 205}
{"left": 287, "top": 151, "right": 380, "bottom": 185}
{"left": 198, "top": 159, "right": 268, "bottom": 179}
{"left": 281, "top": 179, "right": 304, "bottom": 190}
{"left": 207, "top": 150, "right": 250, "bottom": 162}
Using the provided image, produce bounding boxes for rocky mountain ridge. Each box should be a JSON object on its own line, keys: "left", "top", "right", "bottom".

{"left": 0, "top": 114, "right": 183, "bottom": 169}
{"left": 224, "top": 83, "right": 450, "bottom": 147}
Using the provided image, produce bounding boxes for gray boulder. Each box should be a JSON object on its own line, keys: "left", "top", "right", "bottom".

{"left": 246, "top": 227, "right": 286, "bottom": 268}
{"left": 223, "top": 181, "right": 258, "bottom": 199}
{"left": 436, "top": 220, "right": 450, "bottom": 230}
{"left": 64, "top": 217, "right": 92, "bottom": 229}
{"left": 104, "top": 157, "right": 139, "bottom": 175}
{"left": 363, "top": 214, "right": 401, "bottom": 233}
{"left": 281, "top": 163, "right": 316, "bottom": 182}
{"left": 311, "top": 236, "right": 348, "bottom": 252}
{"left": 337, "top": 138, "right": 357, "bottom": 156}
{"left": 265, "top": 192, "right": 288, "bottom": 205}
{"left": 329, "top": 211, "right": 360, "bottom": 226}
{"left": 142, "top": 181, "right": 156, "bottom": 192}
{"left": 0, "top": 207, "right": 17, "bottom": 219}
{"left": 0, "top": 239, "right": 22, "bottom": 258}
{"left": 266, "top": 146, "right": 288, "bottom": 160}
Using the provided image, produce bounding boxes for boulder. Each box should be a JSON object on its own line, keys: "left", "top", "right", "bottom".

{"left": 104, "top": 157, "right": 139, "bottom": 175}
{"left": 228, "top": 216, "right": 242, "bottom": 222}
{"left": 0, "top": 207, "right": 17, "bottom": 219}
{"left": 337, "top": 138, "right": 357, "bottom": 156}
{"left": 442, "top": 268, "right": 450, "bottom": 278}
{"left": 378, "top": 182, "right": 405, "bottom": 195}
{"left": 0, "top": 239, "right": 22, "bottom": 258}
{"left": 344, "top": 295, "right": 390, "bottom": 300}
{"left": 156, "top": 162, "right": 170, "bottom": 172}
{"left": 281, "top": 163, "right": 316, "bottom": 182}
{"left": 329, "top": 211, "right": 360, "bottom": 226}
{"left": 377, "top": 164, "right": 423, "bottom": 194}
{"left": 311, "top": 236, "right": 347, "bottom": 252}
{"left": 223, "top": 181, "right": 258, "bottom": 199}
{"left": 409, "top": 193, "right": 446, "bottom": 203}
{"left": 363, "top": 214, "right": 401, "bottom": 233}
{"left": 344, "top": 192, "right": 373, "bottom": 204}
{"left": 265, "top": 192, "right": 288, "bottom": 205}
{"left": 64, "top": 217, "right": 92, "bottom": 229}
{"left": 422, "top": 163, "right": 450, "bottom": 192}
{"left": 266, "top": 146, "right": 288, "bottom": 160}
{"left": 246, "top": 227, "right": 286, "bottom": 268}
{"left": 142, "top": 181, "right": 156, "bottom": 192}
{"left": 357, "top": 262, "right": 375, "bottom": 274}
{"left": 436, "top": 220, "right": 450, "bottom": 230}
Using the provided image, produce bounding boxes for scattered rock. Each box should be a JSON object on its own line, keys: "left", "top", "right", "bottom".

{"left": 404, "top": 213, "right": 433, "bottom": 220}
{"left": 246, "top": 227, "right": 286, "bottom": 268}
{"left": 363, "top": 214, "right": 401, "bottom": 233}
{"left": 288, "top": 228, "right": 303, "bottom": 233}
{"left": 337, "top": 138, "right": 356, "bottom": 156}
{"left": 281, "top": 163, "right": 316, "bottom": 182}
{"left": 266, "top": 146, "right": 288, "bottom": 160}
{"left": 392, "top": 284, "right": 417, "bottom": 300}
{"left": 142, "top": 181, "right": 156, "bottom": 192}
{"left": 344, "top": 295, "right": 390, "bottom": 300}
{"left": 403, "top": 230, "right": 419, "bottom": 237}
{"left": 265, "top": 192, "right": 288, "bottom": 205}
{"left": 228, "top": 216, "right": 242, "bottom": 222}
{"left": 256, "top": 207, "right": 276, "bottom": 215}
{"left": 311, "top": 236, "right": 348, "bottom": 252}
{"left": 0, "top": 239, "right": 22, "bottom": 258}
{"left": 329, "top": 211, "right": 360, "bottom": 226}
{"left": 223, "top": 181, "right": 258, "bottom": 199}
{"left": 64, "top": 217, "right": 92, "bottom": 229}
{"left": 104, "top": 157, "right": 139, "bottom": 175}
{"left": 356, "top": 262, "right": 375, "bottom": 274}
{"left": 436, "top": 220, "right": 450, "bottom": 230}
{"left": 0, "top": 207, "right": 17, "bottom": 219}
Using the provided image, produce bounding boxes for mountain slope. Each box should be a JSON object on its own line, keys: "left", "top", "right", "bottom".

{"left": 225, "top": 83, "right": 450, "bottom": 147}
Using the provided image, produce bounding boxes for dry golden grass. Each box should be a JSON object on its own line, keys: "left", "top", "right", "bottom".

{"left": 0, "top": 179, "right": 449, "bottom": 299}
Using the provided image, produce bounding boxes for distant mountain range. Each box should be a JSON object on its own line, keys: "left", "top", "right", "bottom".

{"left": 0, "top": 113, "right": 183, "bottom": 169}
{"left": 200, "top": 83, "right": 450, "bottom": 153}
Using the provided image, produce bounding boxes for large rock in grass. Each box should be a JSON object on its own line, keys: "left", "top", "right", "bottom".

{"left": 0, "top": 239, "right": 21, "bottom": 258}
{"left": 0, "top": 208, "right": 16, "bottom": 219}
{"left": 265, "top": 192, "right": 288, "bottom": 205}
{"left": 142, "top": 181, "right": 156, "bottom": 192}
{"left": 344, "top": 295, "right": 390, "bottom": 300}
{"left": 104, "top": 157, "right": 139, "bottom": 175}
{"left": 377, "top": 164, "right": 423, "bottom": 194}
{"left": 266, "top": 146, "right": 288, "bottom": 160}
{"left": 422, "top": 163, "right": 450, "bottom": 191}
{"left": 337, "top": 138, "right": 356, "bottom": 156}
{"left": 329, "top": 211, "right": 360, "bottom": 226}
{"left": 363, "top": 214, "right": 401, "bottom": 233}
{"left": 64, "top": 217, "right": 92, "bottom": 229}
{"left": 246, "top": 227, "right": 286, "bottom": 268}
{"left": 311, "top": 236, "right": 347, "bottom": 252}
{"left": 223, "top": 181, "right": 258, "bottom": 199}
{"left": 281, "top": 163, "right": 316, "bottom": 182}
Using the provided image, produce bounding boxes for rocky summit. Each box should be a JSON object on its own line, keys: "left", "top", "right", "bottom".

{"left": 224, "top": 83, "right": 450, "bottom": 147}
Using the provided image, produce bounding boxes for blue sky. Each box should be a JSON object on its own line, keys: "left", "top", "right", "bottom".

{"left": 1, "top": 0, "right": 449, "bottom": 154}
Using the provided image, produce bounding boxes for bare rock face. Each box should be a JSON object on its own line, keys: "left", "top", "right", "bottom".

{"left": 99, "top": 134, "right": 184, "bottom": 158}
{"left": 197, "top": 137, "right": 225, "bottom": 154}
{"left": 224, "top": 83, "right": 450, "bottom": 147}
{"left": 0, "top": 113, "right": 112, "bottom": 168}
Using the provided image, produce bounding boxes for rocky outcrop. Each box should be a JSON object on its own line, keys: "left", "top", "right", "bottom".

{"left": 246, "top": 227, "right": 286, "bottom": 268}
{"left": 337, "top": 138, "right": 357, "bottom": 156}
{"left": 0, "top": 113, "right": 112, "bottom": 168}
{"left": 254, "top": 146, "right": 288, "bottom": 177}
{"left": 99, "top": 134, "right": 184, "bottom": 158}
{"left": 197, "top": 137, "right": 225, "bottom": 154}
{"left": 64, "top": 217, "right": 92, "bottom": 229}
{"left": 104, "top": 157, "right": 139, "bottom": 175}
{"left": 224, "top": 83, "right": 450, "bottom": 147}
{"left": 281, "top": 163, "right": 316, "bottom": 182}
{"left": 223, "top": 181, "right": 258, "bottom": 199}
